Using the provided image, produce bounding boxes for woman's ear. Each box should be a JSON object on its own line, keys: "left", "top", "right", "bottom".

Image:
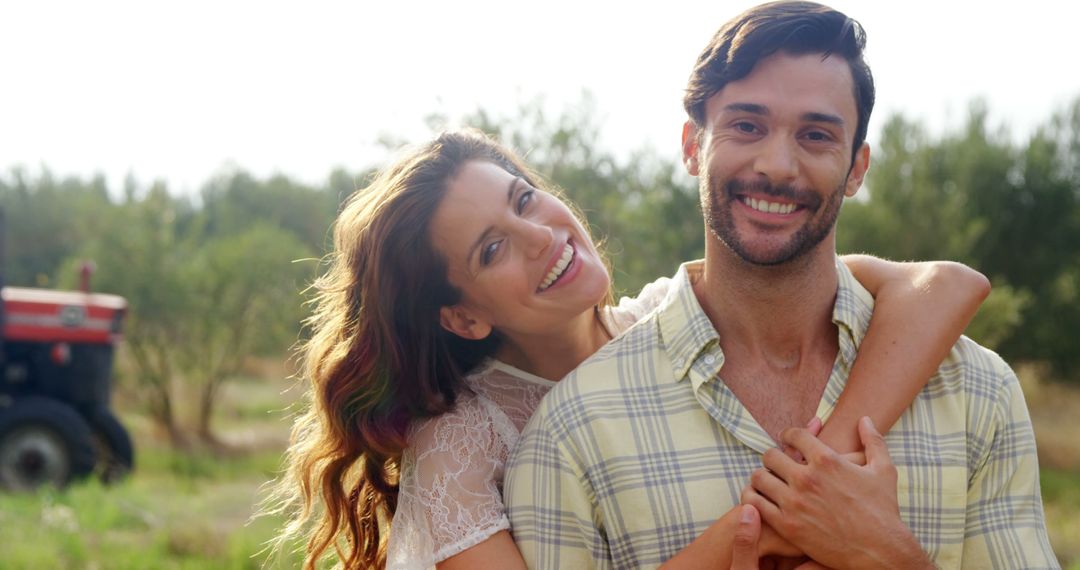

{"left": 439, "top": 305, "right": 493, "bottom": 340}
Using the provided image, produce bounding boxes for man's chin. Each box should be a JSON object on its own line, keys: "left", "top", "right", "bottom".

{"left": 718, "top": 232, "right": 805, "bottom": 267}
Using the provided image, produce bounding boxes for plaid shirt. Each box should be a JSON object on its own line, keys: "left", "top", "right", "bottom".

{"left": 505, "top": 261, "right": 1057, "bottom": 569}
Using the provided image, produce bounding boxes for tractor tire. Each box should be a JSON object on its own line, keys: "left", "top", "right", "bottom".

{"left": 91, "top": 409, "right": 134, "bottom": 483}
{"left": 0, "top": 397, "right": 98, "bottom": 491}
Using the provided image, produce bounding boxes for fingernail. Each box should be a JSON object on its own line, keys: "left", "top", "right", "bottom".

{"left": 740, "top": 505, "right": 755, "bottom": 524}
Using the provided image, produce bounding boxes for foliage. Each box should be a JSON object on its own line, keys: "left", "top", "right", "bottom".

{"left": 838, "top": 99, "right": 1080, "bottom": 379}
{"left": 5, "top": 170, "right": 324, "bottom": 443}
{"left": 176, "top": 224, "right": 310, "bottom": 439}
{"left": 57, "top": 184, "right": 198, "bottom": 441}
{"left": 0, "top": 168, "right": 113, "bottom": 287}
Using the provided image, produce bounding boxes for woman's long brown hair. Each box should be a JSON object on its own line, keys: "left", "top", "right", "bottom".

{"left": 263, "top": 130, "right": 561, "bottom": 568}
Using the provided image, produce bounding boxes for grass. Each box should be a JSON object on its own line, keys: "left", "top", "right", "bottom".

{"left": 0, "top": 456, "right": 304, "bottom": 570}
{"left": 1, "top": 361, "right": 1077, "bottom": 568}
{"left": 0, "top": 364, "right": 309, "bottom": 570}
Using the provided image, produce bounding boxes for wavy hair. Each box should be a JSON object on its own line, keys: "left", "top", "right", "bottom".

{"left": 263, "top": 129, "right": 601, "bottom": 568}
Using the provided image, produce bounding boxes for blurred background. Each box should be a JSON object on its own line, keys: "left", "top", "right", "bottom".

{"left": 1, "top": 1, "right": 1077, "bottom": 568}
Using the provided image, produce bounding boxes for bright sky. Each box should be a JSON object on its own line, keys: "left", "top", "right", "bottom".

{"left": 3, "top": 1, "right": 1078, "bottom": 195}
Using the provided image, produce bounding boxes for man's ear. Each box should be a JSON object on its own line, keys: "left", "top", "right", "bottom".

{"left": 439, "top": 305, "right": 493, "bottom": 341}
{"left": 681, "top": 121, "right": 701, "bottom": 176}
{"left": 845, "top": 143, "right": 871, "bottom": 197}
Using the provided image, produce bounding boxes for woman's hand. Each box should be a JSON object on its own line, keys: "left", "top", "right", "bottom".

{"left": 729, "top": 505, "right": 762, "bottom": 569}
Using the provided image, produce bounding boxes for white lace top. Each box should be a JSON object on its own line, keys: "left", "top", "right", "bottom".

{"left": 385, "top": 277, "right": 672, "bottom": 569}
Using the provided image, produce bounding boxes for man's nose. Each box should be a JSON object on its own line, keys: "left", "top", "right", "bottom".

{"left": 753, "top": 135, "right": 799, "bottom": 184}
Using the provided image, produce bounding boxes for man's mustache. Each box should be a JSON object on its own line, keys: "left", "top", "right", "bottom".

{"left": 724, "top": 179, "right": 823, "bottom": 209}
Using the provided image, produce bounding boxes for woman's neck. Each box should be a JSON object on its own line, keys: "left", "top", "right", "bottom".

{"left": 495, "top": 307, "right": 611, "bottom": 382}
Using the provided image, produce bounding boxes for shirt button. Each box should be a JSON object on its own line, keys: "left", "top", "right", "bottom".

{"left": 704, "top": 355, "right": 716, "bottom": 365}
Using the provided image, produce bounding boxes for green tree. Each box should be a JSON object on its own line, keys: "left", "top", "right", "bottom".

{"left": 61, "top": 183, "right": 197, "bottom": 443}
{"left": 0, "top": 168, "right": 114, "bottom": 286}
{"left": 176, "top": 224, "right": 311, "bottom": 442}
{"left": 199, "top": 169, "right": 342, "bottom": 254}
{"left": 839, "top": 98, "right": 1080, "bottom": 379}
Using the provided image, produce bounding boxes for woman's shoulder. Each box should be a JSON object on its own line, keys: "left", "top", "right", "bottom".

{"left": 408, "top": 393, "right": 497, "bottom": 453}
{"left": 604, "top": 274, "right": 677, "bottom": 334}
{"left": 392, "top": 392, "right": 513, "bottom": 568}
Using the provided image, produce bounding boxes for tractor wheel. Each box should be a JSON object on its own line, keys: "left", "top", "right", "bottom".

{"left": 91, "top": 409, "right": 134, "bottom": 483}
{"left": 0, "top": 397, "right": 98, "bottom": 491}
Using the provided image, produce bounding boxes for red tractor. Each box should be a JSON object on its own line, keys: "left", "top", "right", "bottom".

{"left": 0, "top": 213, "right": 133, "bottom": 490}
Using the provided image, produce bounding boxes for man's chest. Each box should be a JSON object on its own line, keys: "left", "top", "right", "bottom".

{"left": 580, "top": 388, "right": 972, "bottom": 568}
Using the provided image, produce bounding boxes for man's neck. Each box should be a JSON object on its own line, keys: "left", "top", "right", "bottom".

{"left": 694, "top": 236, "right": 842, "bottom": 440}
{"left": 696, "top": 238, "right": 840, "bottom": 354}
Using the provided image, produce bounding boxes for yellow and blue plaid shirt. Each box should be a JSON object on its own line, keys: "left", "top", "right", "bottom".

{"left": 505, "top": 260, "right": 1057, "bottom": 569}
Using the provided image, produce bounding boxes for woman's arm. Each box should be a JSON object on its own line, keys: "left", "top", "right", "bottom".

{"left": 437, "top": 531, "right": 526, "bottom": 570}
{"left": 823, "top": 255, "right": 991, "bottom": 453}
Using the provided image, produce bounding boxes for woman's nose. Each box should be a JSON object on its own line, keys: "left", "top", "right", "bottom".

{"left": 519, "top": 219, "right": 554, "bottom": 260}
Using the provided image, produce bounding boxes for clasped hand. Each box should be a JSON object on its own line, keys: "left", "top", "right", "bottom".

{"left": 733, "top": 417, "right": 926, "bottom": 570}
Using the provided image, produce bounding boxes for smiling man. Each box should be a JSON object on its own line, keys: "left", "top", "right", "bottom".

{"left": 505, "top": 2, "right": 1057, "bottom": 568}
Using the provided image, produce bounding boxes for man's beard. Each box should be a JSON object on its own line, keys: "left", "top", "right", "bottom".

{"left": 702, "top": 174, "right": 845, "bottom": 266}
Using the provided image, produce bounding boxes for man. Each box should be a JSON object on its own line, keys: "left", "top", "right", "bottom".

{"left": 505, "top": 1, "right": 1058, "bottom": 568}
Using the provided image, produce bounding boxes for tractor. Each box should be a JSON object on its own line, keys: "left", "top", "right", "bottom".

{"left": 0, "top": 210, "right": 133, "bottom": 491}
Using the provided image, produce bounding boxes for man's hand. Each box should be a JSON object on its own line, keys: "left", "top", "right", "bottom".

{"left": 741, "top": 417, "right": 933, "bottom": 570}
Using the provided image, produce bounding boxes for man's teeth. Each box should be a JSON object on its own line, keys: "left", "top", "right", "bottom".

{"left": 743, "top": 196, "right": 796, "bottom": 215}
{"left": 539, "top": 243, "right": 574, "bottom": 291}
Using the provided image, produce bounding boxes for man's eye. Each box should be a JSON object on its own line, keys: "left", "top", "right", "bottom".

{"left": 481, "top": 240, "right": 501, "bottom": 266}
{"left": 517, "top": 190, "right": 535, "bottom": 214}
{"left": 734, "top": 122, "right": 758, "bottom": 134}
{"left": 805, "top": 131, "right": 831, "bottom": 141}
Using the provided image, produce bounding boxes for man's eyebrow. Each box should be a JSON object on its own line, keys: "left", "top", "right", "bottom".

{"left": 464, "top": 176, "right": 522, "bottom": 270}
{"left": 723, "top": 103, "right": 845, "bottom": 127}
{"left": 723, "top": 102, "right": 769, "bottom": 115}
{"left": 802, "top": 111, "right": 845, "bottom": 126}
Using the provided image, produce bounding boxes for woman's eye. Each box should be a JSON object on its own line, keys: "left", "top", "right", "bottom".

{"left": 517, "top": 190, "right": 535, "bottom": 214}
{"left": 480, "top": 240, "right": 501, "bottom": 266}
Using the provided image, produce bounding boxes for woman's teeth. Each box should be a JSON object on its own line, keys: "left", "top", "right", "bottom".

{"left": 539, "top": 243, "right": 574, "bottom": 291}
{"left": 743, "top": 196, "right": 796, "bottom": 214}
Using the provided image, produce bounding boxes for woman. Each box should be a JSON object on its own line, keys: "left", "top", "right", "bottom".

{"left": 266, "top": 129, "right": 989, "bottom": 569}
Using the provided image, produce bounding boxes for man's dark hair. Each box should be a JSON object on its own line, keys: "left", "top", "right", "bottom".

{"left": 683, "top": 1, "right": 875, "bottom": 163}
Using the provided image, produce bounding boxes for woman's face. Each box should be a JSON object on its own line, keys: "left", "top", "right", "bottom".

{"left": 430, "top": 160, "right": 610, "bottom": 341}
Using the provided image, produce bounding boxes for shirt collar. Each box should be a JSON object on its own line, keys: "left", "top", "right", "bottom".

{"left": 657, "top": 260, "right": 718, "bottom": 384}
{"left": 832, "top": 259, "right": 876, "bottom": 368}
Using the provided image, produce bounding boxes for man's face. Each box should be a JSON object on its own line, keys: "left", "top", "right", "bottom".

{"left": 682, "top": 52, "right": 870, "bottom": 266}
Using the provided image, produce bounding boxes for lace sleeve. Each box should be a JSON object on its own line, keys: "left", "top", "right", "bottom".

{"left": 386, "top": 395, "right": 512, "bottom": 569}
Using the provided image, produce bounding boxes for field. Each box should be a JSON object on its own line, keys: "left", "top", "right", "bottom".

{"left": 1, "top": 363, "right": 1078, "bottom": 569}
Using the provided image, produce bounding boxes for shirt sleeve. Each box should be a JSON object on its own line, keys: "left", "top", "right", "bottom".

{"left": 505, "top": 396, "right": 612, "bottom": 570}
{"left": 961, "top": 362, "right": 1059, "bottom": 569}
{"left": 386, "top": 395, "right": 511, "bottom": 569}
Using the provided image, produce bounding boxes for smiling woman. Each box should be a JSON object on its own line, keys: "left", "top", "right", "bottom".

{"left": 262, "top": 129, "right": 626, "bottom": 569}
